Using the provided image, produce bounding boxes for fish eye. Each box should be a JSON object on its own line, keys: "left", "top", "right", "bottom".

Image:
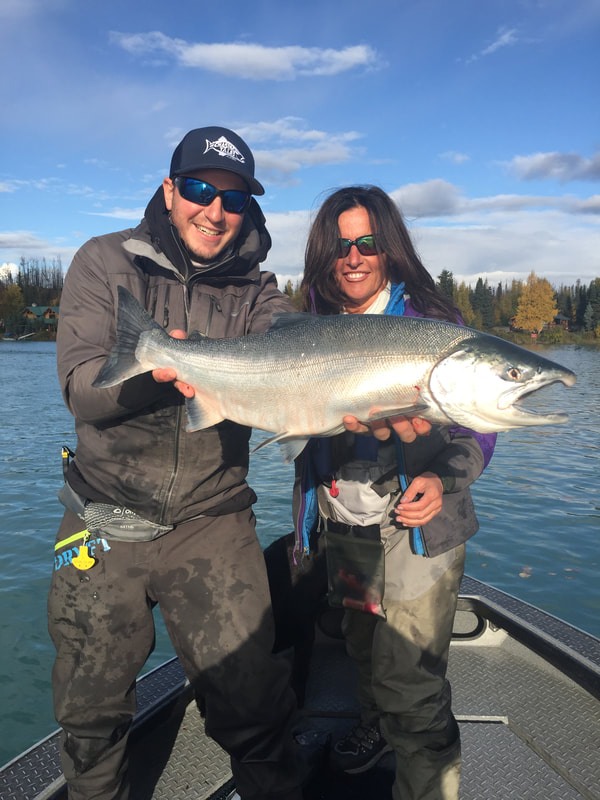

{"left": 506, "top": 367, "right": 521, "bottom": 381}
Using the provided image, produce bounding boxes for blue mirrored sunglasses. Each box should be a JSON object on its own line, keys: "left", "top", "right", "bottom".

{"left": 337, "top": 234, "right": 379, "bottom": 258}
{"left": 174, "top": 176, "right": 251, "bottom": 214}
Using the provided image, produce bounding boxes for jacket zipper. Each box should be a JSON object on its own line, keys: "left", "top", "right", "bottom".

{"left": 158, "top": 285, "right": 222, "bottom": 524}
{"left": 393, "top": 435, "right": 429, "bottom": 557}
{"left": 158, "top": 281, "right": 188, "bottom": 525}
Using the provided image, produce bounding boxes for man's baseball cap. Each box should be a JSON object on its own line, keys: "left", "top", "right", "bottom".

{"left": 169, "top": 126, "right": 264, "bottom": 196}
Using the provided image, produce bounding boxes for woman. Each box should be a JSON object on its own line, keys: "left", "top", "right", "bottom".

{"left": 292, "top": 186, "right": 496, "bottom": 800}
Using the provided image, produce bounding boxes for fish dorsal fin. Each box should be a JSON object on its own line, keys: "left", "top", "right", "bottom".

{"left": 268, "top": 312, "right": 317, "bottom": 331}
{"left": 184, "top": 396, "right": 224, "bottom": 431}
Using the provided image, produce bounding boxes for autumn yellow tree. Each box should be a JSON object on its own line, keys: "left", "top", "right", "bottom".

{"left": 454, "top": 282, "right": 476, "bottom": 327}
{"left": 513, "top": 271, "right": 557, "bottom": 334}
{"left": 0, "top": 283, "right": 25, "bottom": 321}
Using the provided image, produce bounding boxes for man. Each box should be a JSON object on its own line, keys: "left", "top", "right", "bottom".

{"left": 49, "top": 126, "right": 305, "bottom": 800}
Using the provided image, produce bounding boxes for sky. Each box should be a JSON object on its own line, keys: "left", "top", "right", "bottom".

{"left": 1, "top": 0, "right": 599, "bottom": 291}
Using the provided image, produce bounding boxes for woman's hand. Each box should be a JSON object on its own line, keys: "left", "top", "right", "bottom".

{"left": 394, "top": 471, "right": 443, "bottom": 526}
{"left": 343, "top": 414, "right": 431, "bottom": 442}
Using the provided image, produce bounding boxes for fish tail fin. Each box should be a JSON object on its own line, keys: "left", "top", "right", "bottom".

{"left": 92, "top": 286, "right": 164, "bottom": 388}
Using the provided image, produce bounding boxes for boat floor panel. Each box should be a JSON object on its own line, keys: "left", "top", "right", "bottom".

{"left": 449, "top": 639, "right": 600, "bottom": 797}
{"left": 3, "top": 578, "right": 599, "bottom": 800}
{"left": 128, "top": 693, "right": 232, "bottom": 800}
{"left": 121, "top": 623, "right": 600, "bottom": 800}
{"left": 124, "top": 703, "right": 589, "bottom": 800}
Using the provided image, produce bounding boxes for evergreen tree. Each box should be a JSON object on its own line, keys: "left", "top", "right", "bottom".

{"left": 589, "top": 278, "right": 600, "bottom": 329}
{"left": 436, "top": 269, "right": 455, "bottom": 301}
{"left": 470, "top": 278, "right": 494, "bottom": 329}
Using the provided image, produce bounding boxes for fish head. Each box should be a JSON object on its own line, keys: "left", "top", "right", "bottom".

{"left": 428, "top": 335, "right": 577, "bottom": 433}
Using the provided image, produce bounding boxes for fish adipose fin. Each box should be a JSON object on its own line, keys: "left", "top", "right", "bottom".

{"left": 93, "top": 286, "right": 165, "bottom": 388}
{"left": 185, "top": 396, "right": 224, "bottom": 431}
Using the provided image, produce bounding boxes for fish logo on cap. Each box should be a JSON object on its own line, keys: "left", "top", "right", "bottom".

{"left": 204, "top": 136, "right": 245, "bottom": 164}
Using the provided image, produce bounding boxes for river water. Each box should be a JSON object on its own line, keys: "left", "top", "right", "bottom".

{"left": 0, "top": 340, "right": 598, "bottom": 766}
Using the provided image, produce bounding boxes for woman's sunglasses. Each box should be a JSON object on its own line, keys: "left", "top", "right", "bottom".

{"left": 337, "top": 234, "right": 379, "bottom": 258}
{"left": 173, "top": 176, "right": 251, "bottom": 214}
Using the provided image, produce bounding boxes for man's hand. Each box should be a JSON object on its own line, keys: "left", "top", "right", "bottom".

{"left": 152, "top": 330, "right": 195, "bottom": 398}
{"left": 343, "top": 414, "right": 431, "bottom": 443}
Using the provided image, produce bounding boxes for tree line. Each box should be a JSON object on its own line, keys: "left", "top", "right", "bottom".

{"left": 284, "top": 271, "right": 600, "bottom": 340}
{"left": 0, "top": 257, "right": 64, "bottom": 336}
{"left": 2, "top": 258, "right": 599, "bottom": 341}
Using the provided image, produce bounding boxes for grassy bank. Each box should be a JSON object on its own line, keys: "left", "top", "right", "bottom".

{"left": 490, "top": 327, "right": 600, "bottom": 349}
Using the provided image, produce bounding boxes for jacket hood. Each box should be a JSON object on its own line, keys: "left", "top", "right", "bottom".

{"left": 142, "top": 186, "right": 272, "bottom": 283}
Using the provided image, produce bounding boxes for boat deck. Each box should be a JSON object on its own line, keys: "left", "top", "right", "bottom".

{"left": 2, "top": 576, "right": 599, "bottom": 800}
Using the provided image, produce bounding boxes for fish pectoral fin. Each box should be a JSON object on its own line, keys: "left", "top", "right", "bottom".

{"left": 251, "top": 432, "right": 311, "bottom": 464}
{"left": 185, "top": 396, "right": 224, "bottom": 431}
{"left": 361, "top": 403, "right": 430, "bottom": 423}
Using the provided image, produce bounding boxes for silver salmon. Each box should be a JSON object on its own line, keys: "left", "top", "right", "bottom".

{"left": 93, "top": 286, "right": 577, "bottom": 462}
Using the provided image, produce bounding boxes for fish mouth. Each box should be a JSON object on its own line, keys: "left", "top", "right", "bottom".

{"left": 497, "top": 373, "right": 576, "bottom": 425}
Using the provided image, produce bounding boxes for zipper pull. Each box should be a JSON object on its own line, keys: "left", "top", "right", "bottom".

{"left": 72, "top": 531, "right": 97, "bottom": 571}
{"left": 329, "top": 478, "right": 340, "bottom": 498}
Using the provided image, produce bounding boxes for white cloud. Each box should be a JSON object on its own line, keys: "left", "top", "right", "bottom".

{"left": 0, "top": 262, "right": 19, "bottom": 279}
{"left": 0, "top": 231, "right": 50, "bottom": 249}
{"left": 237, "top": 117, "right": 362, "bottom": 146}
{"left": 466, "top": 26, "right": 521, "bottom": 64}
{"left": 0, "top": 232, "right": 76, "bottom": 269}
{"left": 439, "top": 151, "right": 470, "bottom": 164}
{"left": 390, "top": 180, "right": 464, "bottom": 217}
{"left": 243, "top": 119, "right": 364, "bottom": 182}
{"left": 86, "top": 207, "right": 146, "bottom": 220}
{"left": 110, "top": 32, "right": 379, "bottom": 80}
{"left": 265, "top": 210, "right": 311, "bottom": 280}
{"left": 390, "top": 179, "right": 600, "bottom": 218}
{"left": 256, "top": 144, "right": 356, "bottom": 184}
{"left": 509, "top": 151, "right": 600, "bottom": 183}
{"left": 481, "top": 27, "right": 519, "bottom": 56}
{"left": 411, "top": 208, "right": 599, "bottom": 288}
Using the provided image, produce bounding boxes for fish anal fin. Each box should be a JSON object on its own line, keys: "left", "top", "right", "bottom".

{"left": 185, "top": 396, "right": 224, "bottom": 431}
{"left": 251, "top": 432, "right": 311, "bottom": 464}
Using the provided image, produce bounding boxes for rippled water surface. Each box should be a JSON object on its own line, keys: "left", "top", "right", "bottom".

{"left": 0, "top": 340, "right": 598, "bottom": 766}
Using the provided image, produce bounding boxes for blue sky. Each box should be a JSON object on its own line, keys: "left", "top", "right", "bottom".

{"left": 1, "top": 0, "right": 599, "bottom": 290}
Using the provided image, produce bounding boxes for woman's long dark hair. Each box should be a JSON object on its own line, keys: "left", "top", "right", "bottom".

{"left": 301, "top": 185, "right": 458, "bottom": 321}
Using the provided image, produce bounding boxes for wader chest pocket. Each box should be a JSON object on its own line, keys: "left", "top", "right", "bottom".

{"left": 324, "top": 529, "right": 385, "bottom": 618}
